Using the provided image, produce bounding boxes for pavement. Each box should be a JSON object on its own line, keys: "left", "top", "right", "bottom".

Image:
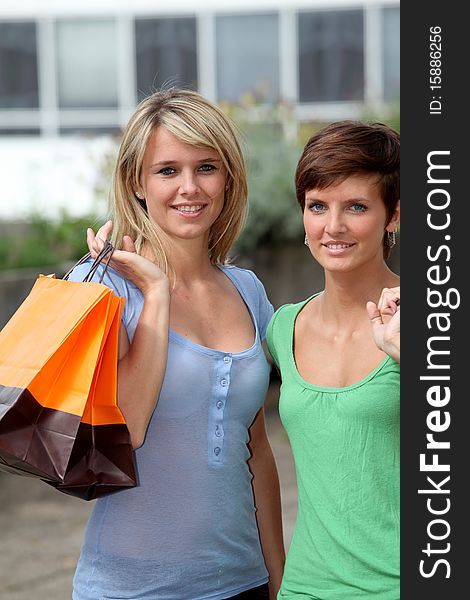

{"left": 0, "top": 382, "right": 297, "bottom": 600}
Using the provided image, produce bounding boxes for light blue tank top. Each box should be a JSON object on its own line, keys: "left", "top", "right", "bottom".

{"left": 69, "top": 261, "right": 273, "bottom": 600}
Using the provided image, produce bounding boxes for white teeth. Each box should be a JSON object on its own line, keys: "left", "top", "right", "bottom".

{"left": 327, "top": 244, "right": 353, "bottom": 249}
{"left": 174, "top": 205, "right": 203, "bottom": 213}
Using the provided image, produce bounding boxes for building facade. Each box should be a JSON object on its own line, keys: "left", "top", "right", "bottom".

{"left": 0, "top": 0, "right": 399, "bottom": 137}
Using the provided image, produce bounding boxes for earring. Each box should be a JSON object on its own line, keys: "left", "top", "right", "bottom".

{"left": 304, "top": 235, "right": 309, "bottom": 246}
{"left": 386, "top": 230, "right": 396, "bottom": 248}
{"left": 135, "top": 191, "right": 144, "bottom": 200}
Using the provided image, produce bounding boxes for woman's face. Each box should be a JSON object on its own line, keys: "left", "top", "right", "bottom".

{"left": 138, "top": 126, "right": 227, "bottom": 245}
{"left": 303, "top": 174, "right": 400, "bottom": 274}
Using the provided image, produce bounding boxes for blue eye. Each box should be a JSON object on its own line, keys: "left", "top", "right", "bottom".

{"left": 199, "top": 163, "right": 216, "bottom": 172}
{"left": 350, "top": 203, "right": 367, "bottom": 212}
{"left": 308, "top": 202, "right": 326, "bottom": 213}
{"left": 158, "top": 167, "right": 176, "bottom": 176}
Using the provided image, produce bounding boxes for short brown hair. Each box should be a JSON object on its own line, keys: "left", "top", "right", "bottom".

{"left": 295, "top": 120, "right": 400, "bottom": 257}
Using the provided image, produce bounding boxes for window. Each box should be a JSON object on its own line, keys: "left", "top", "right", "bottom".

{"left": 382, "top": 6, "right": 400, "bottom": 101}
{"left": 56, "top": 19, "right": 118, "bottom": 109}
{"left": 135, "top": 17, "right": 198, "bottom": 100}
{"left": 59, "top": 126, "right": 122, "bottom": 136}
{"left": 216, "top": 14, "right": 279, "bottom": 103}
{"left": 0, "top": 22, "right": 38, "bottom": 109}
{"left": 0, "top": 128, "right": 40, "bottom": 136}
{"left": 298, "top": 10, "right": 364, "bottom": 102}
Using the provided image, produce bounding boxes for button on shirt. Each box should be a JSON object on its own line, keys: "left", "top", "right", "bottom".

{"left": 69, "top": 263, "right": 274, "bottom": 600}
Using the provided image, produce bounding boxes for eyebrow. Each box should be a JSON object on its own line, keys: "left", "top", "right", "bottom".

{"left": 305, "top": 194, "right": 370, "bottom": 202}
{"left": 150, "top": 158, "right": 223, "bottom": 168}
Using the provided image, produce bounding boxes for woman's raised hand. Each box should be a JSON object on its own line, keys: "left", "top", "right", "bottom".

{"left": 366, "top": 286, "right": 400, "bottom": 363}
{"left": 87, "top": 221, "right": 169, "bottom": 297}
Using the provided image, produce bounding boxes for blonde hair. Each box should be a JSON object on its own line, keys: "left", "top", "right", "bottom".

{"left": 110, "top": 88, "right": 248, "bottom": 275}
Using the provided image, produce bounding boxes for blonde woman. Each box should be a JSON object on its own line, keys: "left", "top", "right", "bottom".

{"left": 69, "top": 89, "right": 285, "bottom": 600}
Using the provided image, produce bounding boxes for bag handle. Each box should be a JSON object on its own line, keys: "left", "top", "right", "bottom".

{"left": 62, "top": 240, "right": 115, "bottom": 284}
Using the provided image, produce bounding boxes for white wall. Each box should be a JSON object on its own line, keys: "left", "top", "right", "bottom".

{"left": 0, "top": 137, "right": 116, "bottom": 220}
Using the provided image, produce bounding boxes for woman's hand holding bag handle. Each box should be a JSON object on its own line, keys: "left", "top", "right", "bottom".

{"left": 0, "top": 241, "right": 137, "bottom": 500}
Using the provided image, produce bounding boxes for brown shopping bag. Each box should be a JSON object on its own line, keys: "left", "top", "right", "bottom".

{"left": 0, "top": 243, "right": 137, "bottom": 500}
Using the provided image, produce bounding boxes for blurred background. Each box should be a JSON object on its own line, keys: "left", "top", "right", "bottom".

{"left": 0, "top": 0, "right": 400, "bottom": 323}
{"left": 0, "top": 0, "right": 399, "bottom": 597}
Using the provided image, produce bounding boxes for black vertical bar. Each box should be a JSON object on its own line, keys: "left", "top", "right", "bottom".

{"left": 401, "top": 2, "right": 466, "bottom": 598}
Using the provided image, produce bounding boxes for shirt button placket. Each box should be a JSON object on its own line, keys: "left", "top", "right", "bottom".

{"left": 210, "top": 354, "right": 232, "bottom": 464}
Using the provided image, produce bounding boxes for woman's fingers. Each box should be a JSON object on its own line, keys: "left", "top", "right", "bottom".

{"left": 367, "top": 298, "right": 401, "bottom": 362}
{"left": 84, "top": 223, "right": 168, "bottom": 295}
{"left": 366, "top": 301, "right": 382, "bottom": 325}
{"left": 95, "top": 220, "right": 113, "bottom": 241}
{"left": 106, "top": 248, "right": 169, "bottom": 296}
{"left": 86, "top": 227, "right": 94, "bottom": 250}
{"left": 366, "top": 300, "right": 384, "bottom": 352}
{"left": 377, "top": 287, "right": 399, "bottom": 308}
{"left": 87, "top": 228, "right": 105, "bottom": 256}
{"left": 86, "top": 227, "right": 99, "bottom": 257}
{"left": 377, "top": 286, "right": 400, "bottom": 320}
{"left": 87, "top": 221, "right": 114, "bottom": 257}
{"left": 121, "top": 235, "right": 137, "bottom": 253}
{"left": 94, "top": 220, "right": 113, "bottom": 246}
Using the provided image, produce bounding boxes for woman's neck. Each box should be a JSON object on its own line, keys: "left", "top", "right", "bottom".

{"left": 168, "top": 238, "right": 218, "bottom": 286}
{"left": 320, "top": 261, "right": 399, "bottom": 322}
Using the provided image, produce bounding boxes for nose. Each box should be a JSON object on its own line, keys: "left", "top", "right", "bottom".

{"left": 178, "top": 169, "right": 199, "bottom": 196}
{"left": 325, "top": 208, "right": 347, "bottom": 235}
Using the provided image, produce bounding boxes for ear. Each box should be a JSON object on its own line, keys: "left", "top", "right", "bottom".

{"left": 386, "top": 200, "right": 400, "bottom": 231}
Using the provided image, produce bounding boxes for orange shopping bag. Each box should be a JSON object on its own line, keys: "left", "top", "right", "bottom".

{"left": 0, "top": 244, "right": 137, "bottom": 500}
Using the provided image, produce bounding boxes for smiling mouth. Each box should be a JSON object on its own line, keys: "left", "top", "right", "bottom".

{"left": 322, "top": 243, "right": 355, "bottom": 249}
{"left": 172, "top": 204, "right": 206, "bottom": 213}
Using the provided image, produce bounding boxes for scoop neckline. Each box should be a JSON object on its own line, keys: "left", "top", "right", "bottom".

{"left": 288, "top": 294, "right": 393, "bottom": 393}
{"left": 99, "top": 261, "right": 260, "bottom": 358}
{"left": 168, "top": 265, "right": 260, "bottom": 359}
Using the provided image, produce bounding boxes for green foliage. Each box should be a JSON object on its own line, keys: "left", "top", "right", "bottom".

{"left": 236, "top": 124, "right": 304, "bottom": 251}
{"left": 0, "top": 212, "right": 100, "bottom": 271}
{"left": 0, "top": 100, "right": 400, "bottom": 269}
{"left": 360, "top": 102, "right": 400, "bottom": 132}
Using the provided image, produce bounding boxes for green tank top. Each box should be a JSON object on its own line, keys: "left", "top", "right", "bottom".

{"left": 266, "top": 298, "right": 399, "bottom": 600}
